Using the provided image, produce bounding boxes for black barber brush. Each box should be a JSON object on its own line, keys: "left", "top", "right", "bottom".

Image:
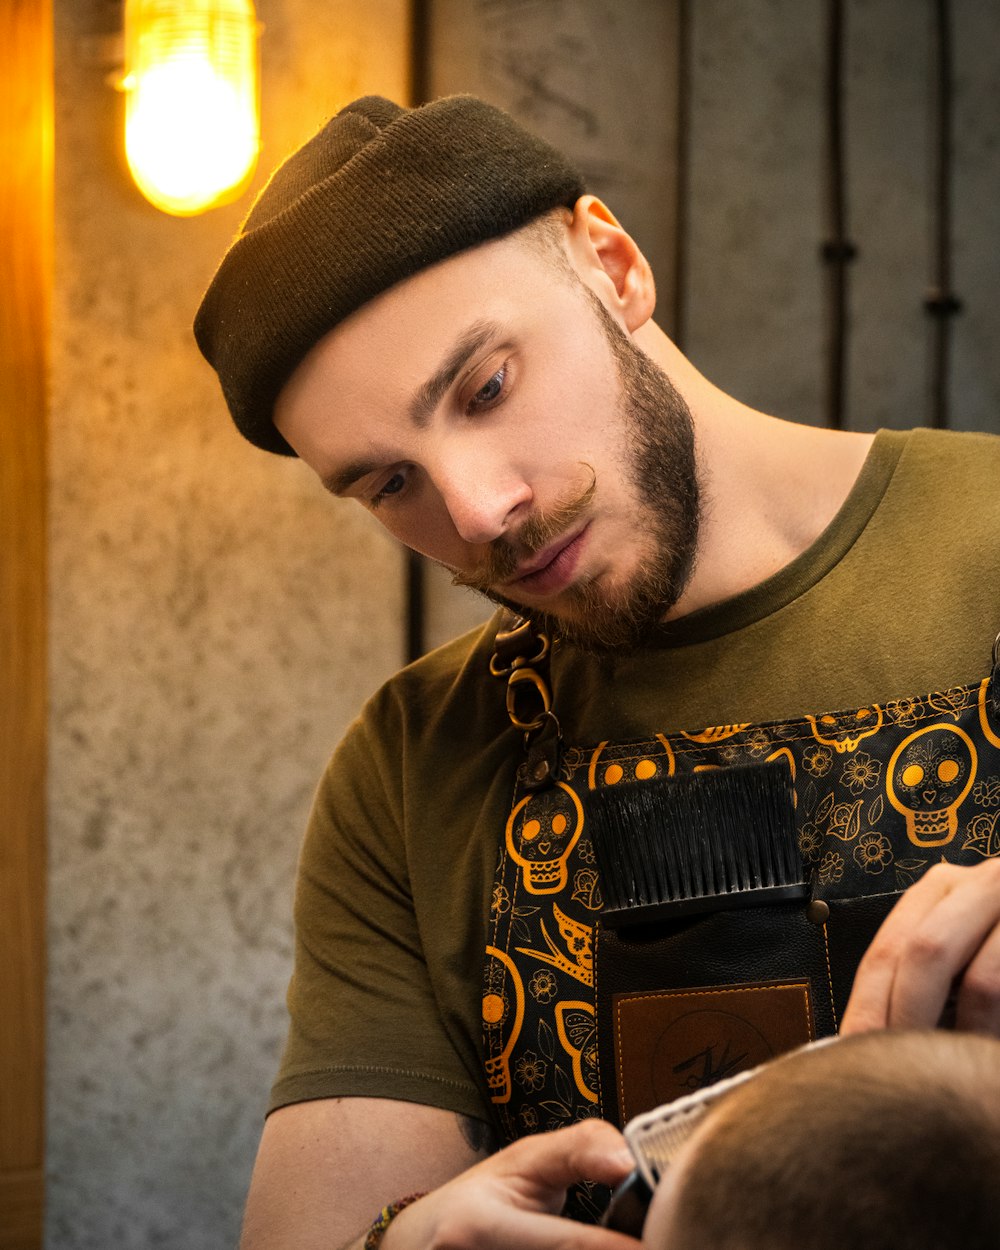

{"left": 587, "top": 761, "right": 807, "bottom": 928}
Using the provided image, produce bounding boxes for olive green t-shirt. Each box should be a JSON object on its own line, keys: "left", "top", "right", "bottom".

{"left": 270, "top": 427, "right": 1000, "bottom": 1121}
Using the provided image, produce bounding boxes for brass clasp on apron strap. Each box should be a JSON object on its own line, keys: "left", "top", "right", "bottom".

{"left": 490, "top": 618, "right": 551, "bottom": 676}
{"left": 505, "top": 665, "right": 551, "bottom": 729}
{"left": 491, "top": 615, "right": 562, "bottom": 790}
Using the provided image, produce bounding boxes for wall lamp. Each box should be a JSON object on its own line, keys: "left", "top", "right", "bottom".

{"left": 121, "top": 0, "right": 260, "bottom": 216}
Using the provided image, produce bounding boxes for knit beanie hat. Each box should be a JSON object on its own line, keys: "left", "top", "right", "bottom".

{"left": 194, "top": 94, "right": 586, "bottom": 456}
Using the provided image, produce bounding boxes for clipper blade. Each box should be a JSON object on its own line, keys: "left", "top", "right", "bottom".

{"left": 623, "top": 1035, "right": 841, "bottom": 1190}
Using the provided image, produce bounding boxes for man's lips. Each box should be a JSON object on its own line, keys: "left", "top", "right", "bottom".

{"left": 504, "top": 524, "right": 590, "bottom": 596}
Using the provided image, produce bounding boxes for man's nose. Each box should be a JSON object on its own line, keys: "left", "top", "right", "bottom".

{"left": 436, "top": 459, "right": 532, "bottom": 546}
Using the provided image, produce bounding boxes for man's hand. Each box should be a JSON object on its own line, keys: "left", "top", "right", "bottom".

{"left": 240, "top": 1097, "right": 637, "bottom": 1250}
{"left": 841, "top": 859, "right": 1000, "bottom": 1035}
{"left": 382, "top": 1119, "right": 638, "bottom": 1250}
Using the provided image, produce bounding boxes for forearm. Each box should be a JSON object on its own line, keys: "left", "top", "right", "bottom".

{"left": 336, "top": 1193, "right": 427, "bottom": 1250}
{"left": 241, "top": 1099, "right": 639, "bottom": 1250}
{"left": 239, "top": 1100, "right": 486, "bottom": 1250}
{"left": 336, "top": 1233, "right": 365, "bottom": 1250}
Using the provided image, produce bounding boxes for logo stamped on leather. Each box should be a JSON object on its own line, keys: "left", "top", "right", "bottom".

{"left": 614, "top": 981, "right": 814, "bottom": 1123}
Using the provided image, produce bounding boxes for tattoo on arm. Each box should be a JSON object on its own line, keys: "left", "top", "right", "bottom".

{"left": 458, "top": 1114, "right": 498, "bottom": 1157}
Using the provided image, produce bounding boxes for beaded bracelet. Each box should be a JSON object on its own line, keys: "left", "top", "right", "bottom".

{"left": 362, "top": 1192, "right": 426, "bottom": 1250}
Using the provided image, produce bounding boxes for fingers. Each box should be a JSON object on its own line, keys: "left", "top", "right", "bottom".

{"left": 954, "top": 873, "right": 1000, "bottom": 1034}
{"left": 897, "top": 859, "right": 1000, "bottom": 1033}
{"left": 390, "top": 1199, "right": 640, "bottom": 1250}
{"left": 384, "top": 1121, "right": 639, "bottom": 1250}
{"left": 461, "top": 1206, "right": 641, "bottom": 1250}
{"left": 840, "top": 862, "right": 963, "bottom": 1034}
{"left": 498, "top": 1119, "right": 635, "bottom": 1199}
{"left": 841, "top": 859, "right": 1000, "bottom": 1035}
{"left": 841, "top": 865, "right": 956, "bottom": 1034}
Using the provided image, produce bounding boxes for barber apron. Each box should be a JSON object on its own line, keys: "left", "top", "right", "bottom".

{"left": 481, "top": 622, "right": 1000, "bottom": 1222}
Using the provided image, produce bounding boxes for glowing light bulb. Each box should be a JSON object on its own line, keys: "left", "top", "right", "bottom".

{"left": 123, "top": 0, "right": 259, "bottom": 216}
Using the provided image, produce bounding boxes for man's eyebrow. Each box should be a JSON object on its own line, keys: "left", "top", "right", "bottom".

{"left": 321, "top": 457, "right": 381, "bottom": 497}
{"left": 409, "top": 319, "right": 506, "bottom": 427}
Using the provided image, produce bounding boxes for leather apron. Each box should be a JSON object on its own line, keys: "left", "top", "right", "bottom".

{"left": 482, "top": 622, "right": 1000, "bottom": 1222}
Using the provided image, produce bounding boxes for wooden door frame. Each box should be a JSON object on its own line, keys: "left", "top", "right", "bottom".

{"left": 0, "top": 1, "right": 51, "bottom": 1247}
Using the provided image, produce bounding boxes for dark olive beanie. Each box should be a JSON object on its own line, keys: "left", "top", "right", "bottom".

{"left": 194, "top": 94, "right": 586, "bottom": 456}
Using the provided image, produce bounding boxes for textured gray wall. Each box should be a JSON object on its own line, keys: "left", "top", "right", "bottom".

{"left": 951, "top": 2, "right": 1000, "bottom": 434}
{"left": 683, "top": 0, "right": 1000, "bottom": 435}
{"left": 48, "top": 2, "right": 408, "bottom": 1247}
{"left": 683, "top": 0, "right": 826, "bottom": 424}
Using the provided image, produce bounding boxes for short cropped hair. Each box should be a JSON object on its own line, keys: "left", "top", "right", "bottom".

{"left": 516, "top": 206, "right": 576, "bottom": 271}
{"left": 659, "top": 1030, "right": 1000, "bottom": 1250}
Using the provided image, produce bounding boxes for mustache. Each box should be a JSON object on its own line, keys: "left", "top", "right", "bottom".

{"left": 452, "top": 468, "right": 597, "bottom": 593}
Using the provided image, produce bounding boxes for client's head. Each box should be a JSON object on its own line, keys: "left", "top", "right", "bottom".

{"left": 643, "top": 1029, "right": 1000, "bottom": 1250}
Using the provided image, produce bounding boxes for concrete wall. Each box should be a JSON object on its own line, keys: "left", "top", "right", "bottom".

{"left": 683, "top": 0, "right": 1000, "bottom": 435}
{"left": 45, "top": 2, "right": 1000, "bottom": 1248}
{"left": 49, "top": 2, "right": 408, "bottom": 1246}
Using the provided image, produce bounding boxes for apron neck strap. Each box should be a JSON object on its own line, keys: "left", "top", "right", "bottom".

{"left": 490, "top": 614, "right": 563, "bottom": 791}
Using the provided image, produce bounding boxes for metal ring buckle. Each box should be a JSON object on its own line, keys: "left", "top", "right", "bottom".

{"left": 506, "top": 665, "right": 552, "bottom": 731}
{"left": 489, "top": 622, "right": 551, "bottom": 677}
{"left": 992, "top": 630, "right": 1000, "bottom": 671}
{"left": 489, "top": 652, "right": 513, "bottom": 678}
{"left": 490, "top": 637, "right": 551, "bottom": 677}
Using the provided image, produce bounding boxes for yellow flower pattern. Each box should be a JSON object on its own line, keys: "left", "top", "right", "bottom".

{"left": 853, "top": 831, "right": 894, "bottom": 874}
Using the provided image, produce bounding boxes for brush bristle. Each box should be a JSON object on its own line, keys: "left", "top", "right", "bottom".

{"left": 587, "top": 761, "right": 805, "bottom": 916}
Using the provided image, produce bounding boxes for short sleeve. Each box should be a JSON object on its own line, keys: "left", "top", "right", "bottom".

{"left": 269, "top": 694, "right": 488, "bottom": 1120}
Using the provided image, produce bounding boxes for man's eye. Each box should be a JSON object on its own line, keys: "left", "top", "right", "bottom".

{"left": 470, "top": 364, "right": 507, "bottom": 410}
{"left": 371, "top": 470, "right": 407, "bottom": 509}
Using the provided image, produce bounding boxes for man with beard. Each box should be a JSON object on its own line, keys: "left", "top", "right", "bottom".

{"left": 195, "top": 96, "right": 1000, "bottom": 1250}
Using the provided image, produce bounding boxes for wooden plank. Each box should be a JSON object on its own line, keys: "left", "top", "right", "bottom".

{"left": 0, "top": 0, "right": 51, "bottom": 1246}
{"left": 0, "top": 1172, "right": 44, "bottom": 1250}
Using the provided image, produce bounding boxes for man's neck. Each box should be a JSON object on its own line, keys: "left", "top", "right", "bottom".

{"left": 636, "top": 322, "right": 876, "bottom": 620}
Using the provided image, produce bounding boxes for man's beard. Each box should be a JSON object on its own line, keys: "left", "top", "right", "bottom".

{"left": 452, "top": 297, "right": 701, "bottom": 655}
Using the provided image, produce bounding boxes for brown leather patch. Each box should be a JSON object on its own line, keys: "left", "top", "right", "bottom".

{"left": 613, "top": 981, "right": 814, "bottom": 1123}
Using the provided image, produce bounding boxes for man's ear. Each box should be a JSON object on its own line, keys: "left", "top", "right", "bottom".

{"left": 565, "top": 195, "right": 656, "bottom": 331}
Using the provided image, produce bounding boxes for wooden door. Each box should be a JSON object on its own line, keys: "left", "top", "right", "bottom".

{"left": 0, "top": 1, "right": 51, "bottom": 1246}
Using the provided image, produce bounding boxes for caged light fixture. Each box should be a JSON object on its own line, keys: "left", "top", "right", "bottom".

{"left": 122, "top": 0, "right": 260, "bottom": 216}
